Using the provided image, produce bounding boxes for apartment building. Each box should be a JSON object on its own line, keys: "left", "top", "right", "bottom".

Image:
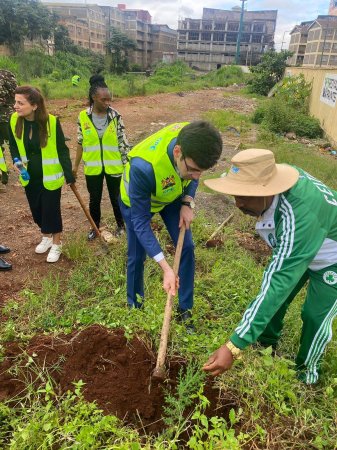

{"left": 151, "top": 25, "right": 178, "bottom": 66}
{"left": 303, "top": 16, "right": 337, "bottom": 67}
{"left": 177, "top": 7, "right": 277, "bottom": 71}
{"left": 44, "top": 2, "right": 177, "bottom": 68}
{"left": 329, "top": 0, "right": 337, "bottom": 15}
{"left": 45, "top": 3, "right": 107, "bottom": 54}
{"left": 288, "top": 21, "right": 312, "bottom": 66}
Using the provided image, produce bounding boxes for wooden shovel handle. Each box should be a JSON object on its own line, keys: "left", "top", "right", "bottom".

{"left": 70, "top": 183, "right": 101, "bottom": 237}
{"left": 154, "top": 225, "right": 186, "bottom": 375}
{"left": 206, "top": 213, "right": 234, "bottom": 242}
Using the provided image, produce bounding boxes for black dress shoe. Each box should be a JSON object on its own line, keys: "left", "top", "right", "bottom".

{"left": 0, "top": 245, "right": 10, "bottom": 254}
{"left": 176, "top": 309, "right": 195, "bottom": 333}
{"left": 0, "top": 257, "right": 12, "bottom": 270}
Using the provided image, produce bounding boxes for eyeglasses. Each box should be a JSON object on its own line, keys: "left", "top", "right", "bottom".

{"left": 183, "top": 156, "right": 202, "bottom": 175}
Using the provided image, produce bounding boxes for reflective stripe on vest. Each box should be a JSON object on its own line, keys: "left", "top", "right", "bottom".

{"left": 120, "top": 122, "right": 190, "bottom": 213}
{"left": 10, "top": 113, "right": 64, "bottom": 190}
{"left": 0, "top": 147, "right": 7, "bottom": 172}
{"left": 79, "top": 110, "right": 122, "bottom": 176}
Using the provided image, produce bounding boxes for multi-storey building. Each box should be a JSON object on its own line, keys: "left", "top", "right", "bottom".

{"left": 45, "top": 3, "right": 108, "bottom": 54}
{"left": 151, "top": 24, "right": 178, "bottom": 66}
{"left": 44, "top": 2, "right": 177, "bottom": 68}
{"left": 303, "top": 16, "right": 337, "bottom": 67}
{"left": 177, "top": 7, "right": 277, "bottom": 70}
{"left": 329, "top": 0, "right": 337, "bottom": 15}
{"left": 288, "top": 21, "right": 312, "bottom": 66}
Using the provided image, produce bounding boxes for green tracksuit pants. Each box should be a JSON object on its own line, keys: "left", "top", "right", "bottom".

{"left": 258, "top": 264, "right": 337, "bottom": 384}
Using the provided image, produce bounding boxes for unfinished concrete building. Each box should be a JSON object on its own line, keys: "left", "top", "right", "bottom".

{"left": 303, "top": 16, "right": 337, "bottom": 67}
{"left": 288, "top": 21, "right": 312, "bottom": 66}
{"left": 45, "top": 3, "right": 106, "bottom": 54}
{"left": 177, "top": 7, "right": 277, "bottom": 70}
{"left": 151, "top": 25, "right": 178, "bottom": 66}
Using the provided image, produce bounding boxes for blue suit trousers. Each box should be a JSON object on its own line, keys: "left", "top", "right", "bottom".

{"left": 120, "top": 198, "right": 195, "bottom": 310}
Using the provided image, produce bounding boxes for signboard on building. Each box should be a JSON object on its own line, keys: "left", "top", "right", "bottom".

{"left": 320, "top": 74, "right": 337, "bottom": 107}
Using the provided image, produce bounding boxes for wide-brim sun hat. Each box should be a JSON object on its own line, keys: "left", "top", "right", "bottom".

{"left": 204, "top": 149, "right": 299, "bottom": 197}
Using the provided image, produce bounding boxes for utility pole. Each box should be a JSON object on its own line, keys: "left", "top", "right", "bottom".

{"left": 235, "top": 0, "right": 247, "bottom": 65}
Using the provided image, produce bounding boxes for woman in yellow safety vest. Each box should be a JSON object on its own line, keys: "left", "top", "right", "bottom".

{"left": 73, "top": 75, "right": 131, "bottom": 240}
{"left": 8, "top": 86, "right": 75, "bottom": 263}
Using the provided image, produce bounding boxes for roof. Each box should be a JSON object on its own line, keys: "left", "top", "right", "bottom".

{"left": 308, "top": 15, "right": 337, "bottom": 30}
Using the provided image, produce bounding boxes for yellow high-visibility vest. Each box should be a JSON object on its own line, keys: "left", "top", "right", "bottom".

{"left": 79, "top": 110, "right": 123, "bottom": 176}
{"left": 0, "top": 147, "right": 7, "bottom": 172}
{"left": 10, "top": 113, "right": 64, "bottom": 190}
{"left": 120, "top": 122, "right": 190, "bottom": 212}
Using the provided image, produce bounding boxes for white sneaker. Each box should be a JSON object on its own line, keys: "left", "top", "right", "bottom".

{"left": 46, "top": 244, "right": 62, "bottom": 263}
{"left": 35, "top": 236, "right": 53, "bottom": 254}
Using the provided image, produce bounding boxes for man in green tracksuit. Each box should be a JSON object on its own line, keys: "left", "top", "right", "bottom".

{"left": 203, "top": 148, "right": 337, "bottom": 384}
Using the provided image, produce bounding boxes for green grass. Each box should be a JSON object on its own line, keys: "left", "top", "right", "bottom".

{"left": 1, "top": 87, "right": 337, "bottom": 448}
{"left": 1, "top": 209, "right": 336, "bottom": 448}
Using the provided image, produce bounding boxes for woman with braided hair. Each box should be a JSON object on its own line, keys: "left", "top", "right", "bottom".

{"left": 73, "top": 75, "right": 131, "bottom": 240}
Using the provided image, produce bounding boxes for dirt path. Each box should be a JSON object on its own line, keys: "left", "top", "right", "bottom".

{"left": 0, "top": 87, "right": 257, "bottom": 304}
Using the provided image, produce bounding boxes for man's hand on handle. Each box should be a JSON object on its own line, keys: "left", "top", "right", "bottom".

{"left": 159, "top": 259, "right": 179, "bottom": 296}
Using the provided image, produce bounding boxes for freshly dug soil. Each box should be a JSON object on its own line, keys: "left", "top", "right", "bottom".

{"left": 0, "top": 325, "right": 230, "bottom": 435}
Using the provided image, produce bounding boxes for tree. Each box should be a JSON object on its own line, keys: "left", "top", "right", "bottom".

{"left": 0, "top": 0, "right": 56, "bottom": 54}
{"left": 248, "top": 50, "right": 293, "bottom": 96}
{"left": 54, "top": 24, "right": 77, "bottom": 53}
{"left": 106, "top": 27, "right": 136, "bottom": 74}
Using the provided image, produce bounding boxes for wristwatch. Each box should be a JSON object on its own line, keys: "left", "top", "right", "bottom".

{"left": 181, "top": 199, "right": 196, "bottom": 209}
{"left": 226, "top": 341, "right": 242, "bottom": 360}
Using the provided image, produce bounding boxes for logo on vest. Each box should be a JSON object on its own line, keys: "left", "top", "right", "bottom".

{"left": 268, "top": 233, "right": 276, "bottom": 248}
{"left": 231, "top": 165, "right": 239, "bottom": 174}
{"left": 161, "top": 175, "right": 176, "bottom": 192}
{"left": 150, "top": 137, "right": 163, "bottom": 150}
{"left": 323, "top": 271, "right": 337, "bottom": 285}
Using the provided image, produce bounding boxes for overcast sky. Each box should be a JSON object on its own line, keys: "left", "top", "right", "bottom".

{"left": 43, "top": 0, "right": 331, "bottom": 48}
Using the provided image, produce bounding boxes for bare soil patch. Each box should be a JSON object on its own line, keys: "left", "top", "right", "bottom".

{"left": 0, "top": 87, "right": 254, "bottom": 305}
{"left": 0, "top": 324, "right": 230, "bottom": 435}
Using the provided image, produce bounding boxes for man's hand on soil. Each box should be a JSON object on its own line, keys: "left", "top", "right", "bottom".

{"left": 202, "top": 344, "right": 234, "bottom": 376}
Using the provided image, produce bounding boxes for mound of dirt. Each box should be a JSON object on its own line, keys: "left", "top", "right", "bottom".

{"left": 235, "top": 231, "right": 271, "bottom": 264}
{"left": 0, "top": 325, "right": 229, "bottom": 435}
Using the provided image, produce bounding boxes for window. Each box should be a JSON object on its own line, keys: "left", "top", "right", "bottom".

{"left": 215, "top": 22, "right": 225, "bottom": 31}
{"left": 243, "top": 23, "right": 251, "bottom": 32}
{"left": 252, "top": 34, "right": 261, "bottom": 43}
{"left": 201, "top": 32, "right": 211, "bottom": 41}
{"left": 329, "top": 55, "right": 337, "bottom": 64}
{"left": 202, "top": 21, "right": 212, "bottom": 30}
{"left": 189, "top": 21, "right": 200, "bottom": 30}
{"left": 228, "top": 22, "right": 239, "bottom": 31}
{"left": 325, "top": 28, "right": 334, "bottom": 39}
{"left": 226, "top": 33, "right": 238, "bottom": 43}
{"left": 241, "top": 33, "right": 250, "bottom": 43}
{"left": 188, "top": 31, "right": 199, "bottom": 40}
{"left": 253, "top": 23, "right": 264, "bottom": 33}
{"left": 213, "top": 32, "right": 225, "bottom": 42}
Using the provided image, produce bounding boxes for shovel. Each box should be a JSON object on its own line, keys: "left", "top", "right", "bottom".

{"left": 70, "top": 183, "right": 110, "bottom": 254}
{"left": 205, "top": 213, "right": 234, "bottom": 248}
{"left": 153, "top": 224, "right": 186, "bottom": 381}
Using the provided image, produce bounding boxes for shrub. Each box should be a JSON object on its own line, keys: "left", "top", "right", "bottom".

{"left": 259, "top": 98, "right": 323, "bottom": 138}
{"left": 274, "top": 74, "right": 312, "bottom": 113}
{"left": 248, "top": 50, "right": 293, "bottom": 96}
{"left": 201, "top": 65, "right": 246, "bottom": 87}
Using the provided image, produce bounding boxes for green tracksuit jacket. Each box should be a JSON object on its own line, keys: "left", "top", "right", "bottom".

{"left": 231, "top": 167, "right": 337, "bottom": 349}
